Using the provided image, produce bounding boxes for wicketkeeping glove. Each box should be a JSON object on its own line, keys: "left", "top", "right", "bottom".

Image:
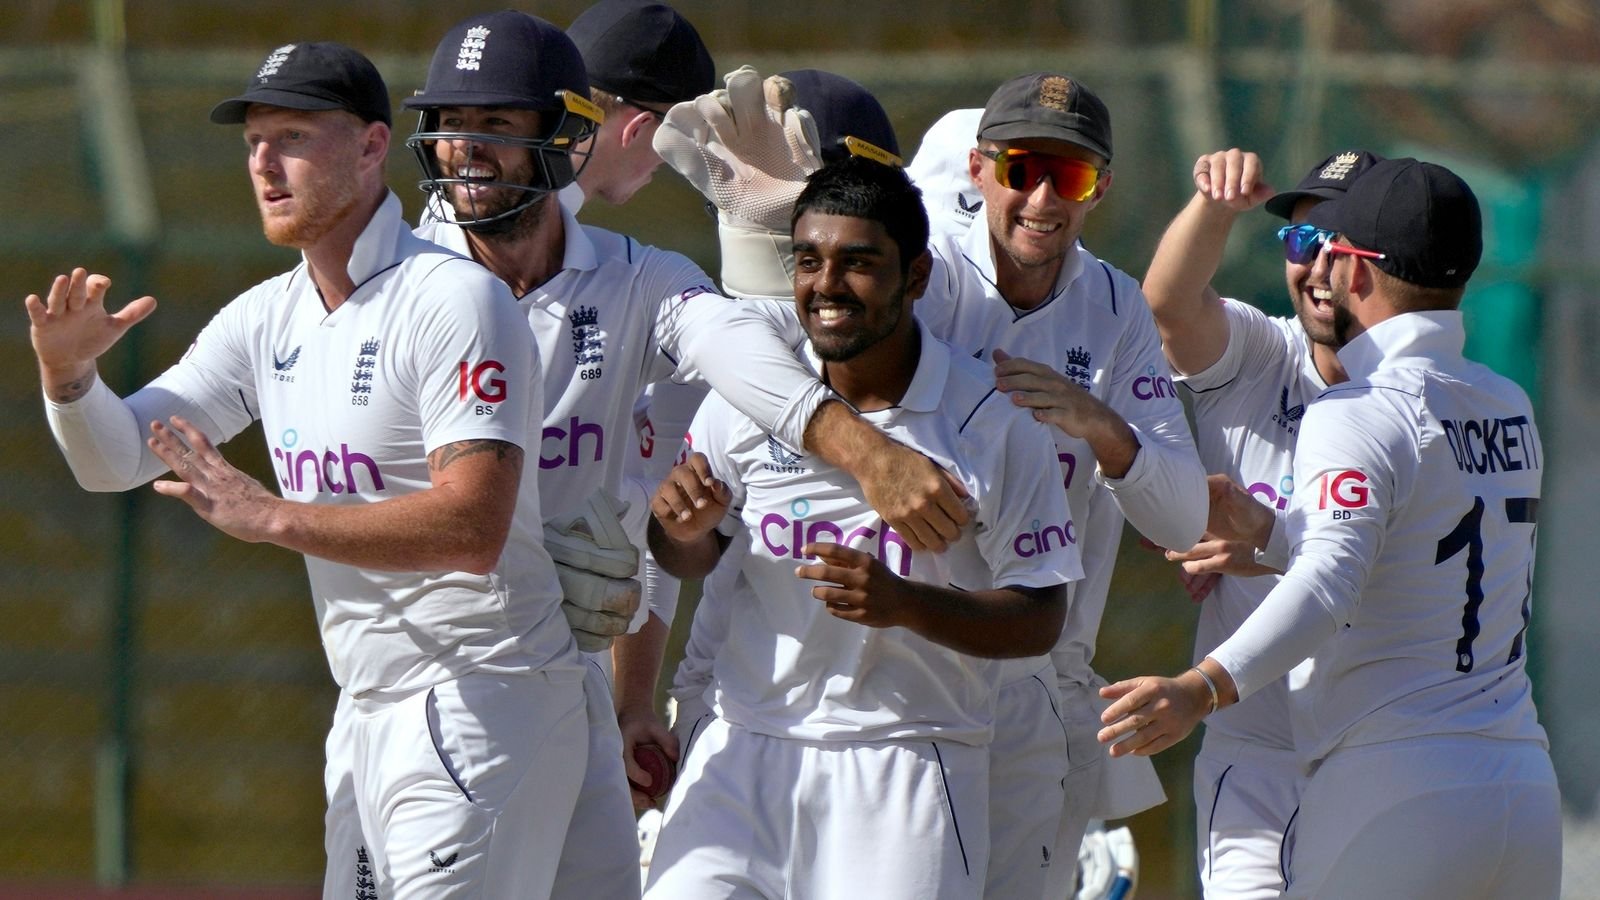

{"left": 544, "top": 489, "right": 643, "bottom": 652}
{"left": 654, "top": 65, "right": 822, "bottom": 231}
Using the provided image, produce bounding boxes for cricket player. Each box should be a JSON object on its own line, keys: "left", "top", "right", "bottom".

{"left": 644, "top": 157, "right": 1079, "bottom": 899}
{"left": 1142, "top": 146, "right": 1382, "bottom": 898}
{"left": 28, "top": 43, "right": 586, "bottom": 897}
{"left": 652, "top": 70, "right": 1206, "bottom": 898}
{"left": 644, "top": 66, "right": 910, "bottom": 803}
{"left": 399, "top": 12, "right": 972, "bottom": 897}
{"left": 1099, "top": 158, "right": 1561, "bottom": 899}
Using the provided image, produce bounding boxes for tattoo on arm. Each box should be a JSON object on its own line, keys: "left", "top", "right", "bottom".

{"left": 49, "top": 375, "right": 96, "bottom": 404}
{"left": 428, "top": 439, "right": 522, "bottom": 473}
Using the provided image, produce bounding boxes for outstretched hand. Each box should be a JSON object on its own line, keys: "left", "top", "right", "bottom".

{"left": 26, "top": 268, "right": 157, "bottom": 402}
{"left": 147, "top": 415, "right": 279, "bottom": 543}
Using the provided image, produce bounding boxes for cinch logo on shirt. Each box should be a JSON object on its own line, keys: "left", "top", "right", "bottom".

{"left": 1317, "top": 469, "right": 1370, "bottom": 511}
{"left": 1012, "top": 516, "right": 1076, "bottom": 558}
{"left": 758, "top": 500, "right": 912, "bottom": 576}
{"left": 1132, "top": 365, "right": 1176, "bottom": 401}
{"left": 1247, "top": 475, "right": 1295, "bottom": 511}
{"left": 541, "top": 417, "right": 603, "bottom": 469}
{"left": 271, "top": 428, "right": 385, "bottom": 494}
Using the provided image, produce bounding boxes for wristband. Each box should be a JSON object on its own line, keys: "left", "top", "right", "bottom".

{"left": 1190, "top": 665, "right": 1220, "bottom": 714}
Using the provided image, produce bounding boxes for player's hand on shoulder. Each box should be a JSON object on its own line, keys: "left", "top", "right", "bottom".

{"left": 650, "top": 452, "right": 731, "bottom": 541}
{"left": 1192, "top": 148, "right": 1275, "bottom": 212}
{"left": 796, "top": 541, "right": 914, "bottom": 629}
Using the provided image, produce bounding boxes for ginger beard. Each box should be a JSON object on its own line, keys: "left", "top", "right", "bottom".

{"left": 255, "top": 130, "right": 366, "bottom": 249}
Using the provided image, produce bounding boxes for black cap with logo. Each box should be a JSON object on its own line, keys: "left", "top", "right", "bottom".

{"left": 977, "top": 73, "right": 1112, "bottom": 162}
{"left": 1306, "top": 157, "right": 1482, "bottom": 289}
{"left": 780, "top": 69, "right": 901, "bottom": 167}
{"left": 567, "top": 0, "right": 715, "bottom": 106}
{"left": 210, "top": 41, "right": 391, "bottom": 126}
{"left": 403, "top": 11, "right": 589, "bottom": 113}
{"left": 1264, "top": 149, "right": 1386, "bottom": 220}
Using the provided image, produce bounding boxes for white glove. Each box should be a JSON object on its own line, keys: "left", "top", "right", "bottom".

{"left": 555, "top": 566, "right": 641, "bottom": 653}
{"left": 653, "top": 65, "right": 823, "bottom": 233}
{"left": 544, "top": 489, "right": 644, "bottom": 652}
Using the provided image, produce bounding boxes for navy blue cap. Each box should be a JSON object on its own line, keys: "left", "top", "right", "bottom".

{"left": 781, "top": 69, "right": 901, "bottom": 166}
{"left": 211, "top": 42, "right": 390, "bottom": 126}
{"left": 567, "top": 0, "right": 715, "bottom": 106}
{"left": 1306, "top": 158, "right": 1482, "bottom": 289}
{"left": 404, "top": 11, "right": 588, "bottom": 112}
{"left": 1265, "top": 149, "right": 1386, "bottom": 220}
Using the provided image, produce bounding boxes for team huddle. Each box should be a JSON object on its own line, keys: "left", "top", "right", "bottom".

{"left": 24, "top": 1, "right": 1561, "bottom": 898}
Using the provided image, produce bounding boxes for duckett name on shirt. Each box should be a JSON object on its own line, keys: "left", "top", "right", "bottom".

{"left": 541, "top": 417, "right": 603, "bottom": 470}
{"left": 759, "top": 512, "right": 912, "bottom": 576}
{"left": 1442, "top": 414, "right": 1539, "bottom": 475}
{"left": 272, "top": 442, "right": 385, "bottom": 494}
{"left": 1012, "top": 517, "right": 1076, "bottom": 558}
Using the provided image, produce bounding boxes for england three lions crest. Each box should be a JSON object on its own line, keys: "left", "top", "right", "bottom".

{"left": 1063, "top": 346, "right": 1093, "bottom": 389}
{"left": 570, "top": 305, "right": 604, "bottom": 366}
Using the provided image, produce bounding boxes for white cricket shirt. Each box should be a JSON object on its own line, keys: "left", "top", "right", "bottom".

{"left": 417, "top": 205, "right": 827, "bottom": 522}
{"left": 1210, "top": 311, "right": 1548, "bottom": 763}
{"left": 48, "top": 193, "right": 579, "bottom": 696}
{"left": 690, "top": 324, "right": 1081, "bottom": 746}
{"left": 919, "top": 226, "right": 1208, "bottom": 688}
{"left": 1175, "top": 299, "right": 1328, "bottom": 750}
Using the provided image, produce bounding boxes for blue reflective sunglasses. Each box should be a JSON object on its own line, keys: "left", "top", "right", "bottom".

{"left": 1277, "top": 224, "right": 1336, "bottom": 264}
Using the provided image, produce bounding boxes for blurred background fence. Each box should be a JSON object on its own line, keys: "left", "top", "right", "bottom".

{"left": 2, "top": 0, "right": 1598, "bottom": 896}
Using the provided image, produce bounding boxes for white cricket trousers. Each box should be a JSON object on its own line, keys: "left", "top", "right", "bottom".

{"left": 985, "top": 660, "right": 1070, "bottom": 899}
{"left": 644, "top": 717, "right": 990, "bottom": 899}
{"left": 1284, "top": 735, "right": 1560, "bottom": 899}
{"left": 549, "top": 657, "right": 643, "bottom": 899}
{"left": 1193, "top": 731, "right": 1302, "bottom": 900}
{"left": 320, "top": 670, "right": 586, "bottom": 899}
{"left": 1042, "top": 679, "right": 1168, "bottom": 900}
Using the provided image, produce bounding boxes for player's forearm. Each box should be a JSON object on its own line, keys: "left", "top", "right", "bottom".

{"left": 805, "top": 400, "right": 896, "bottom": 478}
{"left": 1208, "top": 569, "right": 1341, "bottom": 702}
{"left": 265, "top": 476, "right": 517, "bottom": 575}
{"left": 46, "top": 376, "right": 171, "bottom": 491}
{"left": 1104, "top": 425, "right": 1208, "bottom": 552}
{"left": 613, "top": 612, "right": 670, "bottom": 717}
{"left": 647, "top": 517, "right": 725, "bottom": 579}
{"left": 1143, "top": 193, "right": 1237, "bottom": 375}
{"left": 901, "top": 583, "right": 1067, "bottom": 659}
{"left": 669, "top": 298, "right": 823, "bottom": 453}
{"left": 39, "top": 359, "right": 100, "bottom": 404}
{"left": 1073, "top": 397, "right": 1142, "bottom": 480}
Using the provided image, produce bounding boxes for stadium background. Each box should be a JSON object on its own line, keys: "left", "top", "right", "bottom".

{"left": 2, "top": 0, "right": 1597, "bottom": 896}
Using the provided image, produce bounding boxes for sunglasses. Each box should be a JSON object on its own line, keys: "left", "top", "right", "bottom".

{"left": 1276, "top": 224, "right": 1388, "bottom": 265}
{"left": 980, "top": 148, "right": 1105, "bottom": 202}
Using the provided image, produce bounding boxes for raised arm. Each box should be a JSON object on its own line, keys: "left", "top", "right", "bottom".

{"left": 1142, "top": 149, "right": 1275, "bottom": 376}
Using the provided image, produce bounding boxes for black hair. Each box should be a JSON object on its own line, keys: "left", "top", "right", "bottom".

{"left": 791, "top": 156, "right": 929, "bottom": 274}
